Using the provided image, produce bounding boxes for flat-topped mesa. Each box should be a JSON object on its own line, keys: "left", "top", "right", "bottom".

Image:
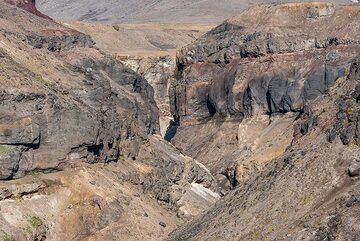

{"left": 5, "top": 0, "right": 50, "bottom": 19}
{"left": 171, "top": 2, "right": 360, "bottom": 126}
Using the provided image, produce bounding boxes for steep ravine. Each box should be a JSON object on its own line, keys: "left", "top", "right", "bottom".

{"left": 0, "top": 1, "right": 221, "bottom": 240}
{"left": 119, "top": 56, "right": 176, "bottom": 136}
{"left": 0, "top": 1, "right": 359, "bottom": 241}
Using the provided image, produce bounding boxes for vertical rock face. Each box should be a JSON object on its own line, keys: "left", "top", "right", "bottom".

{"left": 166, "top": 3, "right": 360, "bottom": 241}
{"left": 171, "top": 3, "right": 360, "bottom": 125}
{"left": 0, "top": 4, "right": 222, "bottom": 240}
{"left": 120, "top": 56, "right": 176, "bottom": 136}
{"left": 0, "top": 1, "right": 159, "bottom": 180}
{"left": 167, "top": 2, "right": 360, "bottom": 177}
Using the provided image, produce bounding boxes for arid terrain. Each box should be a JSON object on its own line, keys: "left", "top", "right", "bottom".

{"left": 62, "top": 21, "right": 214, "bottom": 57}
{"left": 167, "top": 2, "right": 360, "bottom": 240}
{"left": 0, "top": 1, "right": 359, "bottom": 241}
{"left": 36, "top": 0, "right": 351, "bottom": 24}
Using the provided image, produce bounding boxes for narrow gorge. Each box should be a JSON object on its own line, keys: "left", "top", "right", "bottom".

{"left": 0, "top": 1, "right": 359, "bottom": 241}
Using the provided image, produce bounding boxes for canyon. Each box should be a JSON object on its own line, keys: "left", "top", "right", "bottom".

{"left": 0, "top": 0, "right": 359, "bottom": 241}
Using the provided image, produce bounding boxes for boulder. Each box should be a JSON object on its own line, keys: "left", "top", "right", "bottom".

{"left": 348, "top": 161, "right": 360, "bottom": 177}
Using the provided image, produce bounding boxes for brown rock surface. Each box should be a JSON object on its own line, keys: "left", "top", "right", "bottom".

{"left": 169, "top": 2, "right": 360, "bottom": 176}
{"left": 61, "top": 21, "right": 214, "bottom": 136}
{"left": 62, "top": 22, "right": 214, "bottom": 57}
{"left": 0, "top": 1, "right": 221, "bottom": 239}
{"left": 1, "top": 1, "right": 360, "bottom": 241}
{"left": 119, "top": 56, "right": 176, "bottom": 136}
{"left": 166, "top": 3, "right": 360, "bottom": 240}
{"left": 0, "top": 2, "right": 159, "bottom": 179}
{"left": 0, "top": 134, "right": 220, "bottom": 240}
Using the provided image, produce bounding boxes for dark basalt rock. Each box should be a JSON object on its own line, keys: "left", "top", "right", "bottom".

{"left": 353, "top": 83, "right": 360, "bottom": 102}
{"left": 26, "top": 33, "right": 95, "bottom": 51}
{"left": 304, "top": 65, "right": 346, "bottom": 100}
{"left": 312, "top": 214, "right": 342, "bottom": 241}
{"left": 0, "top": 117, "right": 40, "bottom": 145}
{"left": 327, "top": 60, "right": 360, "bottom": 146}
{"left": 171, "top": 60, "right": 349, "bottom": 125}
{"left": 170, "top": 2, "right": 359, "bottom": 128}
{"left": 0, "top": 41, "right": 159, "bottom": 179}
{"left": 0, "top": 147, "right": 21, "bottom": 180}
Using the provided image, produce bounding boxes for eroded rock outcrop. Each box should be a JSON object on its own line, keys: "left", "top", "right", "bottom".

{"left": 120, "top": 56, "right": 176, "bottom": 136}
{"left": 0, "top": 0, "right": 159, "bottom": 179}
{"left": 0, "top": 1, "right": 222, "bottom": 240}
{"left": 168, "top": 3, "right": 360, "bottom": 188}
{"left": 167, "top": 57, "right": 360, "bottom": 240}
{"left": 171, "top": 3, "right": 359, "bottom": 124}
{"left": 166, "top": 3, "right": 360, "bottom": 241}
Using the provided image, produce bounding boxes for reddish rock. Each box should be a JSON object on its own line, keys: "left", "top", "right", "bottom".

{"left": 5, "top": 0, "right": 51, "bottom": 19}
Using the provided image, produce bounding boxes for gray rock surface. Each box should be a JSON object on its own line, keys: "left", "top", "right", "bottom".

{"left": 1, "top": 1, "right": 360, "bottom": 241}
{"left": 166, "top": 3, "right": 360, "bottom": 240}
{"left": 35, "top": 0, "right": 352, "bottom": 24}
{"left": 120, "top": 56, "right": 176, "bottom": 136}
{"left": 0, "top": 1, "right": 159, "bottom": 179}
{"left": 171, "top": 3, "right": 360, "bottom": 125}
{"left": 0, "top": 3, "right": 223, "bottom": 240}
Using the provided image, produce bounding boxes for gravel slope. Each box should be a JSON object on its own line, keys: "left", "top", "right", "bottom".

{"left": 36, "top": 0, "right": 351, "bottom": 24}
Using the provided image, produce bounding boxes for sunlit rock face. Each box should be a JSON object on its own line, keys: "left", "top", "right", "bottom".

{"left": 166, "top": 3, "right": 360, "bottom": 241}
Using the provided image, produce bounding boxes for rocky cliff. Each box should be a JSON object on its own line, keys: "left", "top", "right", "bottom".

{"left": 0, "top": 1, "right": 220, "bottom": 240}
{"left": 172, "top": 3, "right": 359, "bottom": 123}
{"left": 57, "top": 21, "right": 213, "bottom": 136}
{"left": 169, "top": 2, "right": 360, "bottom": 179}
{"left": 119, "top": 56, "right": 176, "bottom": 136}
{"left": 0, "top": 1, "right": 160, "bottom": 179}
{"left": 167, "top": 2, "right": 360, "bottom": 240}
{"left": 0, "top": 1, "right": 359, "bottom": 241}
